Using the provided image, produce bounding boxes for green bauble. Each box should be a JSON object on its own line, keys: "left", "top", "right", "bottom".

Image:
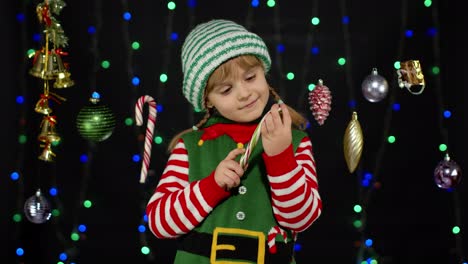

{"left": 76, "top": 96, "right": 116, "bottom": 142}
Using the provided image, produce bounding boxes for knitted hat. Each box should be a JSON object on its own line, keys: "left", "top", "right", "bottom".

{"left": 181, "top": 19, "right": 271, "bottom": 111}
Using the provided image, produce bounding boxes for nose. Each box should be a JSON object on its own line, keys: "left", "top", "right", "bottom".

{"left": 237, "top": 84, "right": 251, "bottom": 100}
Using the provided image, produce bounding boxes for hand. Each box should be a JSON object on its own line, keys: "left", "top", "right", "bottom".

{"left": 261, "top": 103, "right": 292, "bottom": 156}
{"left": 214, "top": 148, "right": 245, "bottom": 191}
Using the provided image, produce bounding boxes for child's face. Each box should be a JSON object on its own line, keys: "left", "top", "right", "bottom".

{"left": 206, "top": 61, "right": 269, "bottom": 123}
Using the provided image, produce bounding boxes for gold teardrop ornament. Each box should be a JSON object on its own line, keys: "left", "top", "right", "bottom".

{"left": 343, "top": 111, "right": 364, "bottom": 173}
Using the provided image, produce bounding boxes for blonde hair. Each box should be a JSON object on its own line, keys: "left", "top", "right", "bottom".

{"left": 168, "top": 55, "right": 307, "bottom": 152}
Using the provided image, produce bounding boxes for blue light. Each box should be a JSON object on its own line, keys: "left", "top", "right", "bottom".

{"left": 16, "top": 248, "right": 24, "bottom": 256}
{"left": 16, "top": 95, "right": 25, "bottom": 104}
{"left": 310, "top": 45, "right": 319, "bottom": 55}
{"left": 348, "top": 100, "right": 357, "bottom": 109}
{"left": 16, "top": 13, "right": 25, "bottom": 22}
{"left": 365, "top": 238, "right": 373, "bottom": 247}
{"left": 123, "top": 12, "right": 132, "bottom": 21}
{"left": 405, "top": 29, "right": 413, "bottom": 38}
{"left": 293, "top": 243, "right": 302, "bottom": 251}
{"left": 170, "top": 32, "right": 179, "bottom": 41}
{"left": 426, "top": 27, "right": 437, "bottom": 37}
{"left": 138, "top": 225, "right": 146, "bottom": 232}
{"left": 80, "top": 154, "right": 88, "bottom": 163}
{"left": 87, "top": 26, "right": 96, "bottom": 34}
{"left": 392, "top": 103, "right": 400, "bottom": 111}
{"left": 33, "top": 33, "right": 41, "bottom": 42}
{"left": 443, "top": 110, "right": 451, "bottom": 118}
{"left": 251, "top": 0, "right": 259, "bottom": 7}
{"left": 361, "top": 179, "right": 370, "bottom": 187}
{"left": 187, "top": 0, "right": 197, "bottom": 8}
{"left": 342, "top": 16, "right": 350, "bottom": 24}
{"left": 143, "top": 214, "right": 148, "bottom": 222}
{"left": 59, "top": 252, "right": 68, "bottom": 261}
{"left": 156, "top": 104, "right": 164, "bottom": 112}
{"left": 49, "top": 187, "right": 58, "bottom": 196}
{"left": 78, "top": 224, "right": 87, "bottom": 232}
{"left": 277, "top": 44, "right": 285, "bottom": 53}
{"left": 364, "top": 172, "right": 372, "bottom": 180}
{"left": 306, "top": 121, "right": 311, "bottom": 129}
{"left": 132, "top": 76, "right": 140, "bottom": 86}
{"left": 91, "top": 92, "right": 100, "bottom": 99}
{"left": 11, "top": 172, "right": 20, "bottom": 181}
{"left": 132, "top": 154, "right": 141, "bottom": 162}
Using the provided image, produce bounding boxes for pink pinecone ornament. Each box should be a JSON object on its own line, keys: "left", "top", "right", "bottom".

{"left": 308, "top": 79, "right": 332, "bottom": 125}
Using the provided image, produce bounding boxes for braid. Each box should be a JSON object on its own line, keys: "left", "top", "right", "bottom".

{"left": 269, "top": 86, "right": 308, "bottom": 130}
{"left": 167, "top": 109, "right": 213, "bottom": 153}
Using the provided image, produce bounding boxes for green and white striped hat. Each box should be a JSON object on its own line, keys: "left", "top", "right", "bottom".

{"left": 181, "top": 19, "right": 271, "bottom": 111}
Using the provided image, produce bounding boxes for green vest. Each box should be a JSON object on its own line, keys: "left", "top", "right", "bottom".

{"left": 175, "top": 117, "right": 307, "bottom": 264}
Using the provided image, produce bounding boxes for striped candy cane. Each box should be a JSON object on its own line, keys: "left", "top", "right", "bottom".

{"left": 135, "top": 95, "right": 157, "bottom": 183}
{"left": 239, "top": 108, "right": 282, "bottom": 169}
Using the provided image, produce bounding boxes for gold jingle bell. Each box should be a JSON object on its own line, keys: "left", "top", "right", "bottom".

{"left": 34, "top": 95, "right": 53, "bottom": 115}
{"left": 54, "top": 71, "right": 75, "bottom": 88}
{"left": 38, "top": 116, "right": 61, "bottom": 143}
{"left": 44, "top": 49, "right": 67, "bottom": 80}
{"left": 29, "top": 50, "right": 55, "bottom": 80}
{"left": 38, "top": 143, "right": 56, "bottom": 162}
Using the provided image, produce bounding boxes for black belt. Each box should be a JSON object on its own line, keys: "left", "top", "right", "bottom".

{"left": 178, "top": 229, "right": 294, "bottom": 264}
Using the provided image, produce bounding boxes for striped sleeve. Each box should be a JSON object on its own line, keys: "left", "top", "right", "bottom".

{"left": 262, "top": 136, "right": 322, "bottom": 232}
{"left": 146, "top": 139, "right": 230, "bottom": 239}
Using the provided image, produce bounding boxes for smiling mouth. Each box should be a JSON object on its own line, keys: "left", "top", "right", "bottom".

{"left": 241, "top": 99, "right": 258, "bottom": 109}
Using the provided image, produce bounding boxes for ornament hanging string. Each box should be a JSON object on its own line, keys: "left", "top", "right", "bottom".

{"left": 135, "top": 95, "right": 157, "bottom": 183}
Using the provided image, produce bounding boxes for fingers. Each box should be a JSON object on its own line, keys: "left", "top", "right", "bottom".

{"left": 225, "top": 147, "right": 245, "bottom": 161}
{"left": 263, "top": 103, "right": 291, "bottom": 131}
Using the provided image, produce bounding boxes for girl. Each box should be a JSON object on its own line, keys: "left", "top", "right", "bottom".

{"left": 146, "top": 19, "right": 322, "bottom": 264}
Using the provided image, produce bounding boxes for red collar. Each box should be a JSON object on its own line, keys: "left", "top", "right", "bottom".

{"left": 200, "top": 123, "right": 258, "bottom": 143}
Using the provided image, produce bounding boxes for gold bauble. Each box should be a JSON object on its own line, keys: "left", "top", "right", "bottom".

{"left": 343, "top": 112, "right": 364, "bottom": 173}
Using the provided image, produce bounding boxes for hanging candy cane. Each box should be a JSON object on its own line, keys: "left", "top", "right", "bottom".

{"left": 135, "top": 95, "right": 157, "bottom": 183}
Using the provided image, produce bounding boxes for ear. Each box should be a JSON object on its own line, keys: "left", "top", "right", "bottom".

{"left": 206, "top": 101, "right": 214, "bottom": 109}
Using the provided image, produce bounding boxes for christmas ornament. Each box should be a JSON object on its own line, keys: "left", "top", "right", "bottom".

{"left": 135, "top": 95, "right": 158, "bottom": 183}
{"left": 343, "top": 112, "right": 364, "bottom": 173}
{"left": 24, "top": 189, "right": 52, "bottom": 224}
{"left": 397, "top": 60, "right": 425, "bottom": 95}
{"left": 76, "top": 92, "right": 116, "bottom": 142}
{"left": 361, "top": 68, "right": 389, "bottom": 103}
{"left": 308, "top": 79, "right": 332, "bottom": 125}
{"left": 434, "top": 153, "right": 462, "bottom": 189}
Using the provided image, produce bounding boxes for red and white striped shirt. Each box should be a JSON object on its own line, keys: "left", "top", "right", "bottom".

{"left": 146, "top": 136, "right": 321, "bottom": 239}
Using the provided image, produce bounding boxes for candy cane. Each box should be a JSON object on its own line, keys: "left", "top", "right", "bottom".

{"left": 239, "top": 108, "right": 282, "bottom": 169}
{"left": 135, "top": 95, "right": 157, "bottom": 183}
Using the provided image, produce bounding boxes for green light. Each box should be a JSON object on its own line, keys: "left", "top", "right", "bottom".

{"left": 71, "top": 232, "right": 80, "bottom": 241}
{"left": 131, "top": 41, "right": 140, "bottom": 50}
{"left": 101, "top": 60, "right": 110, "bottom": 69}
{"left": 308, "top": 83, "right": 316, "bottom": 91}
{"left": 353, "top": 219, "right": 362, "bottom": 228}
{"left": 13, "top": 213, "right": 22, "bottom": 222}
{"left": 452, "top": 226, "right": 460, "bottom": 234}
{"left": 154, "top": 136, "right": 163, "bottom": 144}
{"left": 141, "top": 246, "right": 151, "bottom": 255}
{"left": 167, "top": 2, "right": 176, "bottom": 10}
{"left": 361, "top": 261, "right": 367, "bottom": 264}
{"left": 387, "top": 136, "right": 396, "bottom": 143}
{"left": 439, "top": 144, "right": 447, "bottom": 152}
{"left": 18, "top": 134, "right": 27, "bottom": 144}
{"left": 52, "top": 209, "right": 60, "bottom": 217}
{"left": 394, "top": 61, "right": 401, "bottom": 69}
{"left": 58, "top": 262, "right": 64, "bottom": 264}
{"left": 353, "top": 204, "right": 362, "bottom": 213}
{"left": 310, "top": 17, "right": 320, "bottom": 25}
{"left": 124, "top": 117, "right": 134, "bottom": 126}
{"left": 83, "top": 200, "right": 93, "bottom": 208}
{"left": 27, "top": 49, "right": 36, "bottom": 57}
{"left": 160, "top": 73, "right": 168, "bottom": 83}
{"left": 51, "top": 140, "right": 60, "bottom": 147}
{"left": 370, "top": 260, "right": 378, "bottom": 264}
{"left": 267, "top": 0, "right": 276, "bottom": 7}
{"left": 286, "top": 72, "right": 295, "bottom": 80}
{"left": 424, "top": 0, "right": 432, "bottom": 7}
{"left": 432, "top": 66, "right": 440, "bottom": 75}
{"left": 338, "top": 57, "right": 346, "bottom": 65}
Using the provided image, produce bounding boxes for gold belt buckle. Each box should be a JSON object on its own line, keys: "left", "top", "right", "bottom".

{"left": 210, "top": 227, "right": 265, "bottom": 264}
